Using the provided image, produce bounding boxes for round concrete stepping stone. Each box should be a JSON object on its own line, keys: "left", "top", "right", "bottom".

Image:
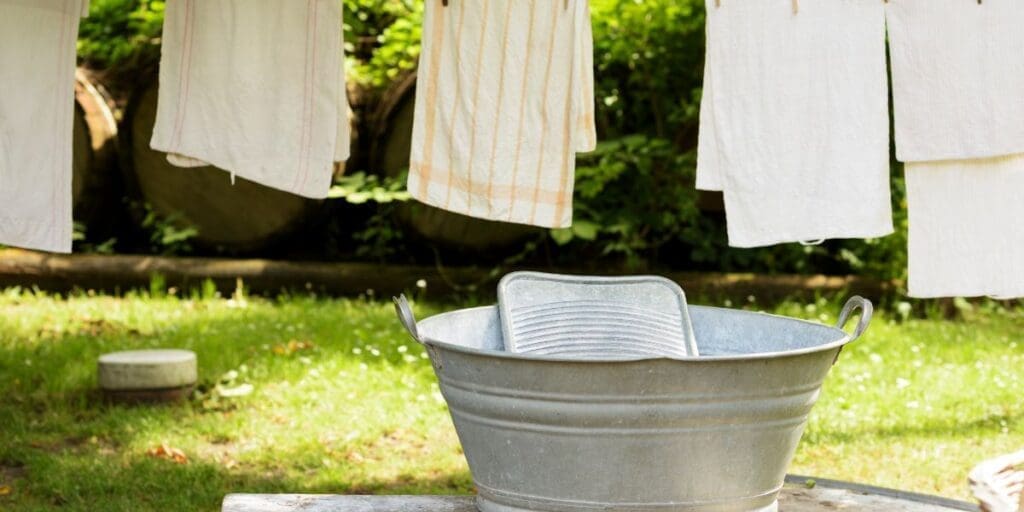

{"left": 98, "top": 349, "right": 197, "bottom": 403}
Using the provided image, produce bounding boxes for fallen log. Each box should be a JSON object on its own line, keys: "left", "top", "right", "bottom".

{"left": 0, "top": 249, "right": 896, "bottom": 301}
{"left": 72, "top": 69, "right": 122, "bottom": 236}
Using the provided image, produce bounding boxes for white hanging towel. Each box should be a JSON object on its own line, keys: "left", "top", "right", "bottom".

{"left": 151, "top": 0, "right": 350, "bottom": 199}
{"left": 699, "top": 0, "right": 893, "bottom": 248}
{"left": 906, "top": 155, "right": 1024, "bottom": 298}
{"left": 407, "top": 0, "right": 597, "bottom": 229}
{"left": 695, "top": 57, "right": 723, "bottom": 192}
{"left": 886, "top": 0, "right": 1024, "bottom": 162}
{"left": 0, "top": 0, "right": 88, "bottom": 253}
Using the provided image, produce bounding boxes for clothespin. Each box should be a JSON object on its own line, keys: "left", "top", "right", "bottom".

{"left": 792, "top": 0, "right": 799, "bottom": 15}
{"left": 714, "top": 0, "right": 721, "bottom": 7}
{"left": 441, "top": 0, "right": 447, "bottom": 6}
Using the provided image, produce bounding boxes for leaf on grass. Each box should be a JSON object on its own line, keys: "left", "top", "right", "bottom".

{"left": 0, "top": 484, "right": 11, "bottom": 496}
{"left": 272, "top": 339, "right": 316, "bottom": 356}
{"left": 148, "top": 443, "right": 188, "bottom": 464}
{"left": 218, "top": 383, "right": 254, "bottom": 398}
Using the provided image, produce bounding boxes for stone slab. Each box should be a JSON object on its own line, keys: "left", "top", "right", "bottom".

{"left": 98, "top": 349, "right": 197, "bottom": 390}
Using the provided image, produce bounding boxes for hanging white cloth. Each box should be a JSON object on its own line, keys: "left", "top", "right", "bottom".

{"left": 906, "top": 155, "right": 1024, "bottom": 299}
{"left": 889, "top": 0, "right": 1024, "bottom": 297}
{"left": 886, "top": 0, "right": 1024, "bottom": 162}
{"left": 151, "top": 0, "right": 350, "bottom": 199}
{"left": 0, "top": 0, "right": 87, "bottom": 253}
{"left": 695, "top": 57, "right": 723, "bottom": 193}
{"left": 407, "top": 0, "right": 597, "bottom": 229}
{"left": 697, "top": 0, "right": 893, "bottom": 248}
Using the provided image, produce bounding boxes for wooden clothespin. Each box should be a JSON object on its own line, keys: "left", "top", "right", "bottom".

{"left": 441, "top": 0, "right": 447, "bottom": 6}
{"left": 714, "top": 0, "right": 721, "bottom": 7}
{"left": 792, "top": 0, "right": 799, "bottom": 15}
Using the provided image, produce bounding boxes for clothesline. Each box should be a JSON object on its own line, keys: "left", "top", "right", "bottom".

{"left": 1, "top": 0, "right": 1022, "bottom": 300}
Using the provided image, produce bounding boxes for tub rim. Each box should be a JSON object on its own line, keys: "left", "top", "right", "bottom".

{"left": 412, "top": 299, "right": 870, "bottom": 364}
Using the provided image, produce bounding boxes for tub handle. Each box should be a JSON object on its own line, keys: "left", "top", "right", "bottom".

{"left": 835, "top": 296, "right": 873, "bottom": 342}
{"left": 393, "top": 294, "right": 424, "bottom": 344}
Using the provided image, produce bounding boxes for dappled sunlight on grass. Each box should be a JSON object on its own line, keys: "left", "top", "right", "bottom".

{"left": 789, "top": 297, "right": 1024, "bottom": 497}
{"left": 0, "top": 289, "right": 1022, "bottom": 510}
{"left": 0, "top": 289, "right": 468, "bottom": 511}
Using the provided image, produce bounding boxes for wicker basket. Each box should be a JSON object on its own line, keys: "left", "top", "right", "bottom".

{"left": 970, "top": 450, "right": 1024, "bottom": 512}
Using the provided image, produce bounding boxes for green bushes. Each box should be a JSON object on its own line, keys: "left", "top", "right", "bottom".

{"left": 590, "top": 0, "right": 705, "bottom": 141}
{"left": 346, "top": 0, "right": 423, "bottom": 88}
{"left": 77, "top": 0, "right": 164, "bottom": 71}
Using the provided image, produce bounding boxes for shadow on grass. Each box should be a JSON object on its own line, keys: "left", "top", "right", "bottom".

{"left": 7, "top": 449, "right": 473, "bottom": 512}
{"left": 0, "top": 297, "right": 468, "bottom": 511}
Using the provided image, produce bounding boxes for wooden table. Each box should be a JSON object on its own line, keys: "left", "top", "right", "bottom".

{"left": 223, "top": 476, "right": 977, "bottom": 512}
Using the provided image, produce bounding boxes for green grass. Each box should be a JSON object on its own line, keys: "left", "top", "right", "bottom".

{"left": 0, "top": 288, "right": 1021, "bottom": 511}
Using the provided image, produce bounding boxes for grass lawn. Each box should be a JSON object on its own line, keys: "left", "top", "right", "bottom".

{"left": 0, "top": 287, "right": 1021, "bottom": 511}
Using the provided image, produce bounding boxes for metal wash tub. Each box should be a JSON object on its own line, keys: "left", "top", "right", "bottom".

{"left": 394, "top": 296, "right": 873, "bottom": 512}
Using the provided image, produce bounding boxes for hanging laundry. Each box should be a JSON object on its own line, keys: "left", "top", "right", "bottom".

{"left": 906, "top": 155, "right": 1024, "bottom": 298}
{"left": 697, "top": 0, "right": 893, "bottom": 248}
{"left": 695, "top": 57, "right": 723, "bottom": 193}
{"left": 0, "top": 0, "right": 88, "bottom": 253}
{"left": 151, "top": 0, "right": 350, "bottom": 199}
{"left": 886, "top": 0, "right": 1024, "bottom": 162}
{"left": 407, "top": 0, "right": 597, "bottom": 229}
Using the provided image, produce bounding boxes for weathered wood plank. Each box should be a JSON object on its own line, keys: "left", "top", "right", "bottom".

{"left": 222, "top": 485, "right": 974, "bottom": 512}
{"left": 222, "top": 495, "right": 477, "bottom": 512}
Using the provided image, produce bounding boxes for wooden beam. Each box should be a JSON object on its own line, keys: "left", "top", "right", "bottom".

{"left": 0, "top": 249, "right": 896, "bottom": 300}
{"left": 221, "top": 484, "right": 974, "bottom": 512}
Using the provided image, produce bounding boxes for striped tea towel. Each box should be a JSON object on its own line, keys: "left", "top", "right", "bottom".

{"left": 0, "top": 0, "right": 88, "bottom": 253}
{"left": 151, "top": 0, "right": 350, "bottom": 199}
{"left": 408, "top": 0, "right": 597, "bottom": 229}
{"left": 887, "top": 0, "right": 1024, "bottom": 162}
{"left": 699, "top": 0, "right": 893, "bottom": 248}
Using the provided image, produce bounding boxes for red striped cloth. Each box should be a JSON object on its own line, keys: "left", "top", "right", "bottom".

{"left": 408, "top": 0, "right": 596, "bottom": 229}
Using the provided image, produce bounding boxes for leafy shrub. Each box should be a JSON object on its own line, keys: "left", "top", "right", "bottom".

{"left": 553, "top": 136, "right": 700, "bottom": 268}
{"left": 590, "top": 0, "right": 705, "bottom": 141}
{"left": 346, "top": 0, "right": 423, "bottom": 88}
{"left": 77, "top": 0, "right": 164, "bottom": 71}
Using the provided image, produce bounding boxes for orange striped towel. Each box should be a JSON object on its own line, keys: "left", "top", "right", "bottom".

{"left": 408, "top": 0, "right": 597, "bottom": 229}
{"left": 151, "top": 0, "right": 350, "bottom": 199}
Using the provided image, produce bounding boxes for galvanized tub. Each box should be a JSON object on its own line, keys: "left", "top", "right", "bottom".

{"left": 394, "top": 296, "right": 872, "bottom": 512}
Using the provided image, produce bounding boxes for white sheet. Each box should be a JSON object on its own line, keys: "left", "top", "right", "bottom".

{"left": 906, "top": 155, "right": 1024, "bottom": 299}
{"left": 0, "top": 0, "right": 87, "bottom": 253}
{"left": 886, "top": 0, "right": 1024, "bottom": 162}
{"left": 151, "top": 0, "right": 350, "bottom": 199}
{"left": 700, "top": 0, "right": 893, "bottom": 248}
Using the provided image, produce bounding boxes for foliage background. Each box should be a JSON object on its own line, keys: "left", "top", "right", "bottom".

{"left": 76, "top": 0, "right": 909, "bottom": 282}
